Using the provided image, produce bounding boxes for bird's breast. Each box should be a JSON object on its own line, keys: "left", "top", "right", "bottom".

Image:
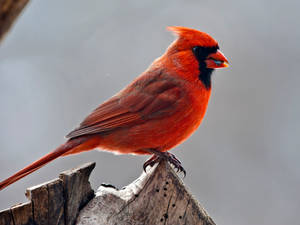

{"left": 160, "top": 83, "right": 212, "bottom": 149}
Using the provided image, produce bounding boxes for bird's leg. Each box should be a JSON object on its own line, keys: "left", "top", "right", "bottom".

{"left": 143, "top": 148, "right": 186, "bottom": 177}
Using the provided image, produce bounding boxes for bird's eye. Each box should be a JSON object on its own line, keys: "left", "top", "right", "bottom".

{"left": 192, "top": 46, "right": 219, "bottom": 61}
{"left": 192, "top": 46, "right": 199, "bottom": 53}
{"left": 192, "top": 46, "right": 203, "bottom": 58}
{"left": 192, "top": 46, "right": 208, "bottom": 60}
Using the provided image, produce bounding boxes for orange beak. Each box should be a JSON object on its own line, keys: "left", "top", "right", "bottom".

{"left": 205, "top": 50, "right": 229, "bottom": 69}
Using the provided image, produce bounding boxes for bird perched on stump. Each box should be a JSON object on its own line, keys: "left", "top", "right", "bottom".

{"left": 0, "top": 26, "right": 229, "bottom": 190}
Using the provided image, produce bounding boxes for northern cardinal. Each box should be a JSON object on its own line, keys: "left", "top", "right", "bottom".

{"left": 0, "top": 26, "right": 228, "bottom": 190}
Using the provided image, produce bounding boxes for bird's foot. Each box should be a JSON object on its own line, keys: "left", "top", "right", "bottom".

{"left": 143, "top": 149, "right": 186, "bottom": 177}
{"left": 143, "top": 155, "right": 161, "bottom": 172}
{"left": 163, "top": 152, "right": 186, "bottom": 177}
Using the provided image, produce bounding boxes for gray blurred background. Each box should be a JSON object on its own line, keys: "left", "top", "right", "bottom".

{"left": 0, "top": 0, "right": 300, "bottom": 224}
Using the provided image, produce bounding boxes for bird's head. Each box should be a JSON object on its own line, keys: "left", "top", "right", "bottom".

{"left": 164, "top": 26, "right": 229, "bottom": 89}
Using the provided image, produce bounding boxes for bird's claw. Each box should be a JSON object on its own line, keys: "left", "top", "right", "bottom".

{"left": 165, "top": 152, "right": 186, "bottom": 177}
{"left": 143, "top": 155, "right": 161, "bottom": 172}
{"left": 143, "top": 151, "right": 186, "bottom": 177}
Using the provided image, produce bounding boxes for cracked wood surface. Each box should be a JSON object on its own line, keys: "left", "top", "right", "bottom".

{"left": 0, "top": 0, "right": 29, "bottom": 42}
{"left": 0, "top": 162, "right": 95, "bottom": 225}
{"left": 0, "top": 161, "right": 216, "bottom": 225}
{"left": 77, "top": 161, "right": 216, "bottom": 225}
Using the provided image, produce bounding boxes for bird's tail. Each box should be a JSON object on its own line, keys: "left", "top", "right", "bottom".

{"left": 0, "top": 137, "right": 89, "bottom": 191}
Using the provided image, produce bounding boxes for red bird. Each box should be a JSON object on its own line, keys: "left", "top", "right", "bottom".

{"left": 0, "top": 26, "right": 228, "bottom": 190}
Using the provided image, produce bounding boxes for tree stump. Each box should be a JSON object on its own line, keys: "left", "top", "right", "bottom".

{"left": 0, "top": 161, "right": 216, "bottom": 225}
{"left": 77, "top": 161, "right": 216, "bottom": 225}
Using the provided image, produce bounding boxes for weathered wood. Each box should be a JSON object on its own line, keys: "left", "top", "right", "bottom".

{"left": 76, "top": 161, "right": 216, "bottom": 225}
{"left": 59, "top": 162, "right": 95, "bottom": 225}
{"left": 0, "top": 163, "right": 96, "bottom": 225}
{"left": 0, "top": 208, "right": 13, "bottom": 225}
{"left": 11, "top": 202, "right": 33, "bottom": 225}
{"left": 26, "top": 182, "right": 49, "bottom": 225}
{"left": 1, "top": 161, "right": 216, "bottom": 225}
{"left": 0, "top": 0, "right": 29, "bottom": 42}
{"left": 48, "top": 178, "right": 65, "bottom": 225}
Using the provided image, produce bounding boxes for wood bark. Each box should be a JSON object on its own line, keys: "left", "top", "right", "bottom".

{"left": 0, "top": 162, "right": 95, "bottom": 225}
{"left": 59, "top": 162, "right": 95, "bottom": 225}
{"left": 77, "top": 161, "right": 216, "bottom": 225}
{"left": 0, "top": 161, "right": 216, "bottom": 225}
{"left": 0, "top": 0, "right": 29, "bottom": 42}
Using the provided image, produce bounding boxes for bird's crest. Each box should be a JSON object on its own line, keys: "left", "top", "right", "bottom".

{"left": 167, "top": 26, "right": 218, "bottom": 48}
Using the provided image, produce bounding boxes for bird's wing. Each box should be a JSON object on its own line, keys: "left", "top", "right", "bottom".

{"left": 66, "top": 74, "right": 184, "bottom": 139}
